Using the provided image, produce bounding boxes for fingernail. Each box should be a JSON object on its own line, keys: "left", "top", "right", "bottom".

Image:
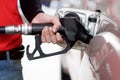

{"left": 52, "top": 27, "right": 57, "bottom": 32}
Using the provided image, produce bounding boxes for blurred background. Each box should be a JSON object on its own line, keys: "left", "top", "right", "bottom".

{"left": 21, "top": 0, "right": 120, "bottom": 80}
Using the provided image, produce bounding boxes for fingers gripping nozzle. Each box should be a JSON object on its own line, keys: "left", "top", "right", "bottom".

{"left": 0, "top": 13, "right": 93, "bottom": 60}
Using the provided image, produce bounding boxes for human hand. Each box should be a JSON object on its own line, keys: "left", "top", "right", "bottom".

{"left": 31, "top": 13, "right": 63, "bottom": 43}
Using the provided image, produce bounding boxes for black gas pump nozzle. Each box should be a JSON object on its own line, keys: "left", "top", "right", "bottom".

{"left": 0, "top": 17, "right": 92, "bottom": 60}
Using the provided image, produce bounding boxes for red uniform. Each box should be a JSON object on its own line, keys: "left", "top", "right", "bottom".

{"left": 0, "top": 0, "right": 43, "bottom": 51}
{"left": 0, "top": 0, "right": 23, "bottom": 51}
{"left": 0, "top": 0, "right": 43, "bottom": 80}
